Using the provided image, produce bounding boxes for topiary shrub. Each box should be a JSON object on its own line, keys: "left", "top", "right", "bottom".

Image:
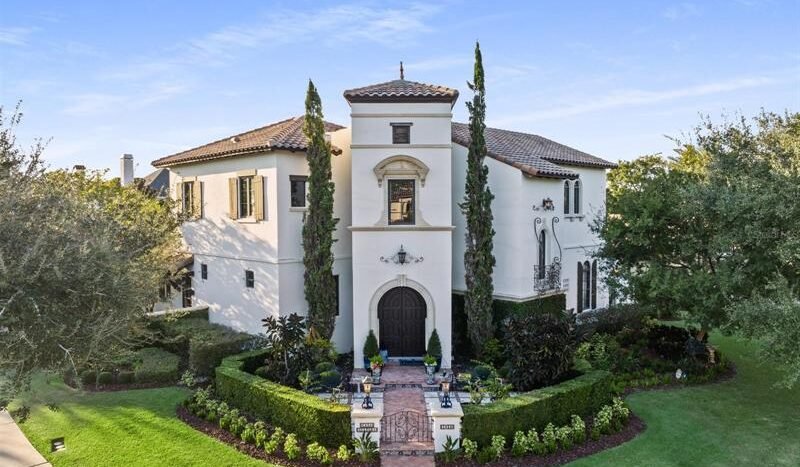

{"left": 318, "top": 370, "right": 341, "bottom": 390}
{"left": 98, "top": 371, "right": 114, "bottom": 385}
{"left": 427, "top": 329, "right": 442, "bottom": 357}
{"left": 314, "top": 361, "right": 336, "bottom": 373}
{"left": 504, "top": 311, "right": 576, "bottom": 391}
{"left": 80, "top": 369, "right": 97, "bottom": 386}
{"left": 363, "top": 330, "right": 379, "bottom": 358}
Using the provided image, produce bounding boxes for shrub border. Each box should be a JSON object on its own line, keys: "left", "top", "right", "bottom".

{"left": 215, "top": 349, "right": 350, "bottom": 448}
{"left": 462, "top": 370, "right": 613, "bottom": 446}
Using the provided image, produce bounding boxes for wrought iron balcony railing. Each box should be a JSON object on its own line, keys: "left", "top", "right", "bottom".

{"left": 534, "top": 262, "right": 562, "bottom": 293}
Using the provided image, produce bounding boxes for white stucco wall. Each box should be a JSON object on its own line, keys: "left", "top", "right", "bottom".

{"left": 451, "top": 143, "right": 609, "bottom": 312}
{"left": 168, "top": 128, "right": 354, "bottom": 350}
{"left": 350, "top": 101, "right": 454, "bottom": 368}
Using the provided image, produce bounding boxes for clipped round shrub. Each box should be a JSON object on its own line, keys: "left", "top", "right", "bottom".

{"left": 504, "top": 311, "right": 576, "bottom": 391}
{"left": 318, "top": 370, "right": 342, "bottom": 389}
{"left": 254, "top": 366, "right": 269, "bottom": 378}
{"left": 98, "top": 371, "right": 114, "bottom": 385}
{"left": 117, "top": 371, "right": 135, "bottom": 384}
{"left": 472, "top": 364, "right": 493, "bottom": 381}
{"left": 314, "top": 361, "right": 336, "bottom": 374}
{"left": 80, "top": 369, "right": 97, "bottom": 386}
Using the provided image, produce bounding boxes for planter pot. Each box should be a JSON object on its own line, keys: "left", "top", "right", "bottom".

{"left": 371, "top": 366, "right": 382, "bottom": 384}
{"left": 424, "top": 364, "right": 436, "bottom": 385}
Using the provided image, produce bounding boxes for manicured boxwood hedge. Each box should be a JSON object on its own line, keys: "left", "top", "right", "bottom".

{"left": 215, "top": 349, "right": 350, "bottom": 448}
{"left": 461, "top": 369, "right": 613, "bottom": 445}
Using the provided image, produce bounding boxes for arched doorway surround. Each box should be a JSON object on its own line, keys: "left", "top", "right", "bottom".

{"left": 368, "top": 275, "right": 435, "bottom": 357}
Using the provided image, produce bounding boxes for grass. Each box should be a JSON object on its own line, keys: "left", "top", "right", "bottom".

{"left": 569, "top": 333, "right": 800, "bottom": 466}
{"left": 9, "top": 374, "right": 273, "bottom": 466}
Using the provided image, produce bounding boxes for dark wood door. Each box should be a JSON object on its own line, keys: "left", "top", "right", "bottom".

{"left": 378, "top": 287, "right": 426, "bottom": 356}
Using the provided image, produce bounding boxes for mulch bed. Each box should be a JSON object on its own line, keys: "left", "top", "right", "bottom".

{"left": 436, "top": 414, "right": 646, "bottom": 467}
{"left": 176, "top": 405, "right": 378, "bottom": 467}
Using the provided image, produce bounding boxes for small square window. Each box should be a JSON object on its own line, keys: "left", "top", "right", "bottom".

{"left": 290, "top": 175, "right": 307, "bottom": 208}
{"left": 245, "top": 270, "right": 254, "bottom": 288}
{"left": 391, "top": 123, "right": 411, "bottom": 144}
{"left": 200, "top": 263, "right": 208, "bottom": 280}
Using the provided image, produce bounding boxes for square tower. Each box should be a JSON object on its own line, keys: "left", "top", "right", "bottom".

{"left": 344, "top": 78, "right": 459, "bottom": 368}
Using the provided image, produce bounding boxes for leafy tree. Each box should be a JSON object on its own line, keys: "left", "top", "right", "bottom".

{"left": 596, "top": 111, "right": 800, "bottom": 386}
{"left": 260, "top": 313, "right": 311, "bottom": 385}
{"left": 302, "top": 80, "right": 339, "bottom": 340}
{"left": 460, "top": 42, "right": 496, "bottom": 356}
{"left": 0, "top": 104, "right": 182, "bottom": 398}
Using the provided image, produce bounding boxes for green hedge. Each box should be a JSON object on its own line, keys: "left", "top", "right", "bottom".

{"left": 134, "top": 347, "right": 180, "bottom": 383}
{"left": 215, "top": 350, "right": 350, "bottom": 448}
{"left": 461, "top": 369, "right": 613, "bottom": 445}
{"left": 148, "top": 315, "right": 254, "bottom": 377}
{"left": 452, "top": 293, "right": 567, "bottom": 358}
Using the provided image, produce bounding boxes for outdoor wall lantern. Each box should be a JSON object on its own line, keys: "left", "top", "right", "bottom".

{"left": 361, "top": 376, "right": 374, "bottom": 410}
{"left": 542, "top": 198, "right": 555, "bottom": 211}
{"left": 440, "top": 379, "right": 452, "bottom": 408}
{"left": 380, "top": 244, "right": 423, "bottom": 265}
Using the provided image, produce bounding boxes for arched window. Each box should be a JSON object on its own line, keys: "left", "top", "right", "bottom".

{"left": 577, "top": 261, "right": 584, "bottom": 312}
{"left": 537, "top": 230, "right": 547, "bottom": 279}
{"left": 573, "top": 180, "right": 581, "bottom": 214}
{"left": 563, "top": 181, "right": 570, "bottom": 214}
{"left": 583, "top": 260, "right": 591, "bottom": 310}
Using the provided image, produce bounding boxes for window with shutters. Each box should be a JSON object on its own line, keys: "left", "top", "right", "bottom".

{"left": 290, "top": 175, "right": 307, "bottom": 208}
{"left": 182, "top": 182, "right": 194, "bottom": 216}
{"left": 388, "top": 179, "right": 415, "bottom": 225}
{"left": 238, "top": 176, "right": 254, "bottom": 218}
{"left": 391, "top": 123, "right": 411, "bottom": 144}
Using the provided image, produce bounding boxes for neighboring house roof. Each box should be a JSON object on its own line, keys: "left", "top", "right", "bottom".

{"left": 142, "top": 168, "right": 170, "bottom": 197}
{"left": 151, "top": 116, "right": 345, "bottom": 168}
{"left": 343, "top": 79, "right": 459, "bottom": 105}
{"left": 452, "top": 122, "right": 616, "bottom": 179}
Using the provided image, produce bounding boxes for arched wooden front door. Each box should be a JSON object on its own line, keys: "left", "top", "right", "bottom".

{"left": 378, "top": 287, "right": 426, "bottom": 356}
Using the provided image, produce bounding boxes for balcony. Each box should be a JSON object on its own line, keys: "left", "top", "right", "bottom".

{"left": 533, "top": 262, "right": 562, "bottom": 294}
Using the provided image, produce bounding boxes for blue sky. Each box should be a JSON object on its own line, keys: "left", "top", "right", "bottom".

{"left": 1, "top": 1, "right": 798, "bottom": 175}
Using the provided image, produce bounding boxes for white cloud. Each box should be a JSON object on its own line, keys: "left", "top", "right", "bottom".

{"left": 493, "top": 75, "right": 780, "bottom": 126}
{"left": 0, "top": 26, "right": 37, "bottom": 46}
{"left": 63, "top": 81, "right": 189, "bottom": 116}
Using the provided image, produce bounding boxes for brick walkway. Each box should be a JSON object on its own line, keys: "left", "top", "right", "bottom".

{"left": 379, "top": 365, "right": 435, "bottom": 467}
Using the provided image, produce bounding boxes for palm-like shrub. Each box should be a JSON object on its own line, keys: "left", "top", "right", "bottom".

{"left": 503, "top": 311, "right": 575, "bottom": 390}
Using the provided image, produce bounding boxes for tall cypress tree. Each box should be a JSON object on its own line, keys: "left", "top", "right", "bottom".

{"left": 302, "top": 80, "right": 339, "bottom": 339}
{"left": 460, "top": 42, "right": 496, "bottom": 356}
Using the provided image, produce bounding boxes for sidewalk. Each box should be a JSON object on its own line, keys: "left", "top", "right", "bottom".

{"left": 0, "top": 410, "right": 51, "bottom": 467}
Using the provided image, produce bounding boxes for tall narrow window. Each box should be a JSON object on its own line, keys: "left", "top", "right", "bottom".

{"left": 591, "top": 260, "right": 597, "bottom": 309}
{"left": 537, "top": 230, "right": 547, "bottom": 279}
{"left": 238, "top": 176, "right": 254, "bottom": 217}
{"left": 573, "top": 180, "right": 581, "bottom": 214}
{"left": 391, "top": 123, "right": 411, "bottom": 144}
{"left": 583, "top": 260, "right": 591, "bottom": 310}
{"left": 182, "top": 181, "right": 194, "bottom": 216}
{"left": 200, "top": 263, "right": 208, "bottom": 280}
{"left": 563, "top": 181, "right": 570, "bottom": 214}
{"left": 333, "top": 275, "right": 340, "bottom": 316}
{"left": 245, "top": 270, "right": 254, "bottom": 288}
{"left": 577, "top": 262, "right": 584, "bottom": 312}
{"left": 388, "top": 179, "right": 415, "bottom": 225}
{"left": 290, "top": 175, "right": 307, "bottom": 208}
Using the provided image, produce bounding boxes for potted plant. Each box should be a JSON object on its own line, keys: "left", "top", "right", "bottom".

{"left": 427, "top": 329, "right": 443, "bottom": 371}
{"left": 369, "top": 355, "right": 384, "bottom": 384}
{"left": 423, "top": 354, "right": 437, "bottom": 384}
{"left": 363, "top": 330, "right": 379, "bottom": 370}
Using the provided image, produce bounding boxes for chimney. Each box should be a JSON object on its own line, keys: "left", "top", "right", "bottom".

{"left": 120, "top": 154, "right": 134, "bottom": 186}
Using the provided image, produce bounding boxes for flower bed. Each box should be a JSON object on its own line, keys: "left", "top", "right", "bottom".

{"left": 215, "top": 349, "right": 350, "bottom": 447}
{"left": 180, "top": 388, "right": 378, "bottom": 466}
{"left": 461, "top": 370, "right": 613, "bottom": 446}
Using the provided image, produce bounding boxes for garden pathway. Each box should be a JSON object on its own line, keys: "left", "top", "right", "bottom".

{"left": 378, "top": 364, "right": 435, "bottom": 467}
{"left": 0, "top": 409, "right": 51, "bottom": 467}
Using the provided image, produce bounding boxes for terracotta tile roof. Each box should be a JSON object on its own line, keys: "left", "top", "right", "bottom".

{"left": 343, "top": 79, "right": 459, "bottom": 104}
{"left": 151, "top": 116, "right": 345, "bottom": 168}
{"left": 452, "top": 122, "right": 616, "bottom": 179}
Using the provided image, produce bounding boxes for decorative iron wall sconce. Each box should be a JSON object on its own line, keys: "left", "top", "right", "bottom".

{"left": 380, "top": 244, "right": 423, "bottom": 265}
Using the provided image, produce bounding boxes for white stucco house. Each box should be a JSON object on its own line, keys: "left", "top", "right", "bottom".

{"left": 150, "top": 76, "right": 616, "bottom": 369}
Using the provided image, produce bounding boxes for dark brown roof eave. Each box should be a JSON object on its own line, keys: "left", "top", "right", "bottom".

{"left": 344, "top": 95, "right": 459, "bottom": 105}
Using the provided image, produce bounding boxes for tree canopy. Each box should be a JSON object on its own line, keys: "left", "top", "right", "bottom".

{"left": 596, "top": 111, "right": 800, "bottom": 386}
{"left": 0, "top": 105, "right": 183, "bottom": 399}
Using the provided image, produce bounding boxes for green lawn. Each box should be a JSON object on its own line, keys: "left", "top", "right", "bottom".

{"left": 10, "top": 375, "right": 273, "bottom": 466}
{"left": 569, "top": 333, "right": 800, "bottom": 466}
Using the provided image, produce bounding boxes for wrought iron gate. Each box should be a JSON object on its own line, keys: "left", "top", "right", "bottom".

{"left": 380, "top": 410, "right": 432, "bottom": 443}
